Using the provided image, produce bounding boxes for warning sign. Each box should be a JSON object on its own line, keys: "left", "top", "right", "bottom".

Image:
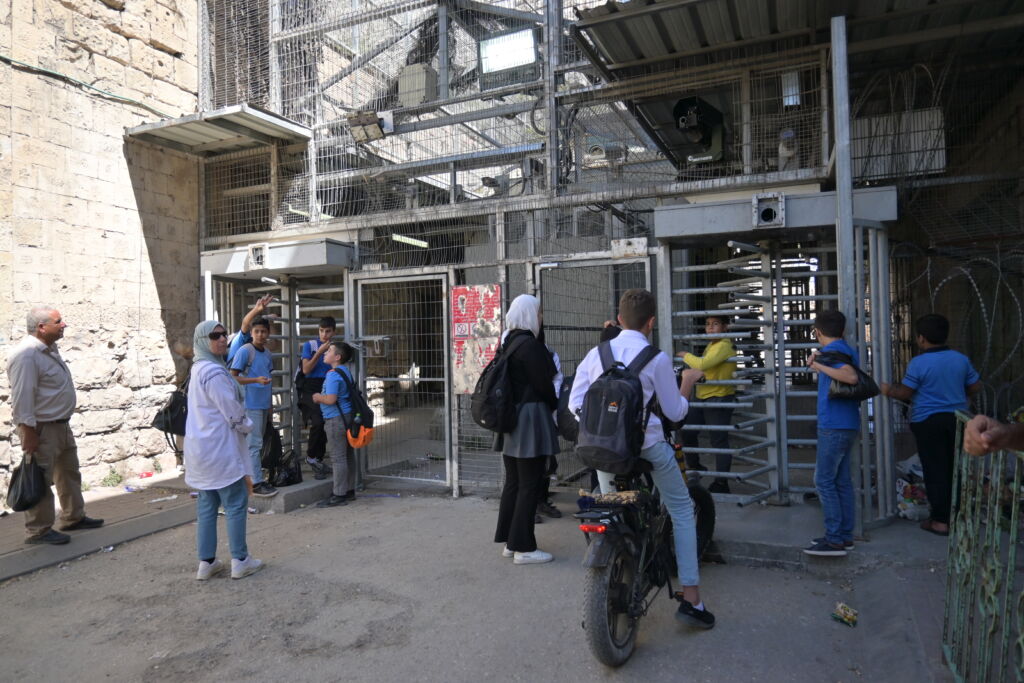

{"left": 451, "top": 284, "right": 502, "bottom": 394}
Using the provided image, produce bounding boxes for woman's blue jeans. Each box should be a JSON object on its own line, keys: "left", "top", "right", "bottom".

{"left": 196, "top": 477, "right": 249, "bottom": 561}
{"left": 814, "top": 428, "right": 858, "bottom": 545}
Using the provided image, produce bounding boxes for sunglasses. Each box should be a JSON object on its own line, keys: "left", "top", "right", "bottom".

{"left": 208, "top": 331, "right": 228, "bottom": 340}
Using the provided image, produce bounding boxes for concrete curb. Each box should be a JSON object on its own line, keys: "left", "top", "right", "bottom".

{"left": 0, "top": 504, "right": 197, "bottom": 583}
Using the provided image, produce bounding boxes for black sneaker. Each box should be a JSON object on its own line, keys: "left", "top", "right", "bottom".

{"left": 25, "top": 530, "right": 71, "bottom": 545}
{"left": 60, "top": 516, "right": 105, "bottom": 531}
{"left": 811, "top": 536, "right": 854, "bottom": 550}
{"left": 344, "top": 489, "right": 356, "bottom": 501}
{"left": 537, "top": 500, "right": 562, "bottom": 518}
{"left": 252, "top": 482, "right": 278, "bottom": 498}
{"left": 803, "top": 540, "right": 847, "bottom": 557}
{"left": 707, "top": 479, "right": 731, "bottom": 494}
{"left": 675, "top": 596, "right": 715, "bottom": 630}
{"left": 318, "top": 495, "right": 347, "bottom": 508}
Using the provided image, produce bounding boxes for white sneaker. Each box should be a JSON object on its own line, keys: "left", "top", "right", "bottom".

{"left": 513, "top": 549, "right": 553, "bottom": 565}
{"left": 501, "top": 545, "right": 514, "bottom": 558}
{"left": 231, "top": 556, "right": 264, "bottom": 579}
{"left": 196, "top": 559, "right": 225, "bottom": 580}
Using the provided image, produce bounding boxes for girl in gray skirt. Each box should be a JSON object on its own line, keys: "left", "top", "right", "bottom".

{"left": 493, "top": 294, "right": 560, "bottom": 564}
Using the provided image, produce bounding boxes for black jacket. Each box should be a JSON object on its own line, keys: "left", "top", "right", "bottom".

{"left": 503, "top": 329, "right": 558, "bottom": 411}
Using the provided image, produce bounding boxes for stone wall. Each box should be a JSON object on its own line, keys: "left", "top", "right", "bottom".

{"left": 0, "top": 0, "right": 201, "bottom": 492}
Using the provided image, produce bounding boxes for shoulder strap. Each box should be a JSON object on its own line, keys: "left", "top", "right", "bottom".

{"left": 597, "top": 341, "right": 615, "bottom": 372}
{"left": 626, "top": 345, "right": 660, "bottom": 375}
{"left": 242, "top": 343, "right": 256, "bottom": 375}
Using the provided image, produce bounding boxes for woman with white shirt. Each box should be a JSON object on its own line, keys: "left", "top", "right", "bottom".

{"left": 184, "top": 320, "right": 264, "bottom": 580}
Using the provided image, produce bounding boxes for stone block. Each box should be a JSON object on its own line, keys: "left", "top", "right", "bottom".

{"left": 174, "top": 58, "right": 198, "bottom": 93}
{"left": 93, "top": 53, "right": 125, "bottom": 85}
{"left": 128, "top": 38, "right": 154, "bottom": 73}
{"left": 70, "top": 355, "right": 117, "bottom": 388}
{"left": 78, "top": 384, "right": 134, "bottom": 410}
{"left": 151, "top": 52, "right": 174, "bottom": 82}
{"left": 73, "top": 408, "right": 124, "bottom": 434}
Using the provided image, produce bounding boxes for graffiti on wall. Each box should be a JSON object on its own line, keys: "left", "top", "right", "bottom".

{"left": 452, "top": 284, "right": 502, "bottom": 394}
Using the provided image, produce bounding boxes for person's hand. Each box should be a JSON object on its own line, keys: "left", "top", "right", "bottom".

{"left": 602, "top": 320, "right": 617, "bottom": 328}
{"left": 315, "top": 343, "right": 329, "bottom": 357}
{"left": 879, "top": 382, "right": 890, "bottom": 397}
{"left": 244, "top": 475, "right": 254, "bottom": 496}
{"left": 806, "top": 350, "right": 820, "bottom": 368}
{"left": 18, "top": 425, "right": 39, "bottom": 454}
{"left": 312, "top": 392, "right": 322, "bottom": 404}
{"left": 256, "top": 376, "right": 272, "bottom": 385}
{"left": 679, "top": 368, "right": 704, "bottom": 397}
{"left": 963, "top": 415, "right": 1006, "bottom": 456}
{"left": 254, "top": 294, "right": 274, "bottom": 314}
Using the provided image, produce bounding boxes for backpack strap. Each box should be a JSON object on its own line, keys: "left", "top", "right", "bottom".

{"left": 626, "top": 345, "right": 660, "bottom": 376}
{"left": 597, "top": 341, "right": 616, "bottom": 372}
{"left": 502, "top": 333, "right": 531, "bottom": 359}
{"left": 241, "top": 343, "right": 257, "bottom": 376}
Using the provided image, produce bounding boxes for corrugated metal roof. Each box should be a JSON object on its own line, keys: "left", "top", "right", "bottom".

{"left": 125, "top": 104, "right": 311, "bottom": 157}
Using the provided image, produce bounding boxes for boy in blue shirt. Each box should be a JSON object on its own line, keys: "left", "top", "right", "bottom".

{"left": 299, "top": 317, "right": 337, "bottom": 476}
{"left": 313, "top": 342, "right": 356, "bottom": 508}
{"left": 881, "top": 314, "right": 982, "bottom": 535}
{"left": 226, "top": 294, "right": 275, "bottom": 365}
{"left": 229, "top": 318, "right": 278, "bottom": 498}
{"left": 803, "top": 310, "right": 861, "bottom": 557}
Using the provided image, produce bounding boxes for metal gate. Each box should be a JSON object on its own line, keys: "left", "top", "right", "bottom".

{"left": 355, "top": 275, "right": 451, "bottom": 485}
{"left": 537, "top": 257, "right": 649, "bottom": 487}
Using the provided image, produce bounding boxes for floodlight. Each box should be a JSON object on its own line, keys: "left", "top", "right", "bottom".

{"left": 478, "top": 29, "right": 539, "bottom": 90}
{"left": 673, "top": 96, "right": 724, "bottom": 164}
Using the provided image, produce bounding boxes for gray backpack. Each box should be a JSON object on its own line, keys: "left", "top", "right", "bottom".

{"left": 575, "top": 342, "right": 660, "bottom": 475}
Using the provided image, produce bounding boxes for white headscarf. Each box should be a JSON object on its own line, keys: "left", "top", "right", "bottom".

{"left": 505, "top": 294, "right": 541, "bottom": 339}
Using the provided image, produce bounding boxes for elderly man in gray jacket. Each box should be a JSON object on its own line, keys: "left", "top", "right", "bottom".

{"left": 7, "top": 306, "right": 103, "bottom": 545}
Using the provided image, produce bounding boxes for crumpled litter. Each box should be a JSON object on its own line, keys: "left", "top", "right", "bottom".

{"left": 147, "top": 495, "right": 178, "bottom": 504}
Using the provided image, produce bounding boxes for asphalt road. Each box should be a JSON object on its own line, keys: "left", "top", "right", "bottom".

{"left": 0, "top": 493, "right": 949, "bottom": 682}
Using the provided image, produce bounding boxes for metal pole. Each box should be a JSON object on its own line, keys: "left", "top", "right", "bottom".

{"left": 761, "top": 246, "right": 782, "bottom": 502}
{"left": 873, "top": 224, "right": 896, "bottom": 519}
{"left": 287, "top": 277, "right": 302, "bottom": 459}
{"left": 854, "top": 222, "right": 869, "bottom": 532}
{"left": 771, "top": 243, "right": 789, "bottom": 503}
{"left": 437, "top": 3, "right": 450, "bottom": 99}
{"left": 545, "top": 0, "right": 561, "bottom": 195}
{"left": 831, "top": 16, "right": 857, "bottom": 323}
{"left": 656, "top": 242, "right": 673, "bottom": 353}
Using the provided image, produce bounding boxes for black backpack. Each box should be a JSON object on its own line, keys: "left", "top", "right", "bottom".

{"left": 151, "top": 373, "right": 189, "bottom": 453}
{"left": 259, "top": 414, "right": 284, "bottom": 474}
{"left": 556, "top": 373, "right": 579, "bottom": 442}
{"left": 471, "top": 335, "right": 529, "bottom": 433}
{"left": 576, "top": 342, "right": 660, "bottom": 474}
{"left": 334, "top": 367, "right": 376, "bottom": 446}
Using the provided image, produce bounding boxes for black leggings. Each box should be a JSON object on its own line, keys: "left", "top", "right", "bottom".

{"left": 494, "top": 455, "right": 547, "bottom": 553}
{"left": 910, "top": 412, "right": 958, "bottom": 525}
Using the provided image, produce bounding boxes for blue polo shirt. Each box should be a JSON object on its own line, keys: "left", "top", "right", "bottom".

{"left": 301, "top": 339, "right": 331, "bottom": 379}
{"left": 902, "top": 347, "right": 979, "bottom": 423}
{"left": 319, "top": 366, "right": 353, "bottom": 420}
{"left": 230, "top": 343, "right": 274, "bottom": 410}
{"left": 817, "top": 339, "right": 861, "bottom": 431}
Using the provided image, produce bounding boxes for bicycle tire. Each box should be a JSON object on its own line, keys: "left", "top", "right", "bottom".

{"left": 581, "top": 543, "right": 639, "bottom": 667}
{"left": 689, "top": 484, "right": 716, "bottom": 559}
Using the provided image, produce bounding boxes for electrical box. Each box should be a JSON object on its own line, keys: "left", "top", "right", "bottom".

{"left": 398, "top": 63, "right": 438, "bottom": 108}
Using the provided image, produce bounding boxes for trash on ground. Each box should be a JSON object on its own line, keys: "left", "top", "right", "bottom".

{"left": 147, "top": 495, "right": 178, "bottom": 504}
{"left": 100, "top": 546, "right": 115, "bottom": 553}
{"left": 138, "top": 472, "right": 154, "bottom": 479}
{"left": 124, "top": 486, "right": 141, "bottom": 493}
{"left": 247, "top": 507, "right": 257, "bottom": 514}
{"left": 265, "top": 510, "right": 275, "bottom": 515}
{"left": 832, "top": 602, "right": 858, "bottom": 627}
{"left": 189, "top": 492, "right": 199, "bottom": 498}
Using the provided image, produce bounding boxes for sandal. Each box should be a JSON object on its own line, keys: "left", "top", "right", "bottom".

{"left": 920, "top": 519, "right": 949, "bottom": 536}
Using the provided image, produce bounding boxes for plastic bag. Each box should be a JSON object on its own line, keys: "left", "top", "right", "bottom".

{"left": 6, "top": 453, "right": 46, "bottom": 512}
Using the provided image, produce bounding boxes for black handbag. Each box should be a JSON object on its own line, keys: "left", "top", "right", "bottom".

{"left": 817, "top": 351, "right": 880, "bottom": 401}
{"left": 6, "top": 452, "right": 46, "bottom": 512}
{"left": 152, "top": 374, "right": 190, "bottom": 449}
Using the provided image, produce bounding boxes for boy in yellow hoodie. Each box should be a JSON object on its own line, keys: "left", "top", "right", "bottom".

{"left": 677, "top": 315, "right": 737, "bottom": 493}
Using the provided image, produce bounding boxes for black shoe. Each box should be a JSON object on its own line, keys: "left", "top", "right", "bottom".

{"left": 313, "top": 470, "right": 328, "bottom": 481}
{"left": 811, "top": 536, "right": 854, "bottom": 550}
{"left": 252, "top": 482, "right": 278, "bottom": 498}
{"left": 707, "top": 479, "right": 730, "bottom": 494}
{"left": 345, "top": 490, "right": 356, "bottom": 501}
{"left": 675, "top": 597, "right": 715, "bottom": 630}
{"left": 60, "top": 516, "right": 105, "bottom": 531}
{"left": 534, "top": 514, "right": 543, "bottom": 524}
{"left": 318, "top": 495, "right": 348, "bottom": 508}
{"left": 537, "top": 500, "right": 562, "bottom": 518}
{"left": 802, "top": 540, "right": 847, "bottom": 557}
{"left": 25, "top": 530, "right": 71, "bottom": 545}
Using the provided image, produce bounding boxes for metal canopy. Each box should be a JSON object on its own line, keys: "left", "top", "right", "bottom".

{"left": 200, "top": 238, "right": 355, "bottom": 281}
{"left": 125, "top": 104, "right": 311, "bottom": 157}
